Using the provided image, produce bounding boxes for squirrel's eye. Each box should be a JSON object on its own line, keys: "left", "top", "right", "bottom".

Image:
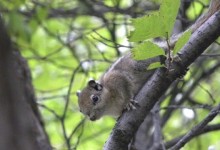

{"left": 90, "top": 95, "right": 99, "bottom": 105}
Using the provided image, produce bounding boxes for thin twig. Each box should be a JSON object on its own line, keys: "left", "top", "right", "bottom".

{"left": 170, "top": 104, "right": 220, "bottom": 150}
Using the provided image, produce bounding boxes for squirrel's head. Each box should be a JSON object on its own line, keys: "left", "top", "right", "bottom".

{"left": 77, "top": 80, "right": 107, "bottom": 121}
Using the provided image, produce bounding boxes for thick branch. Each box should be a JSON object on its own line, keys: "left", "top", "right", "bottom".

{"left": 104, "top": 10, "right": 220, "bottom": 150}
{"left": 0, "top": 17, "right": 51, "bottom": 150}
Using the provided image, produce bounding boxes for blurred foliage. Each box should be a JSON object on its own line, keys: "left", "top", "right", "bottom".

{"left": 1, "top": 0, "right": 220, "bottom": 150}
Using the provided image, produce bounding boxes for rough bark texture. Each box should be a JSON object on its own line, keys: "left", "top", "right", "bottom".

{"left": 0, "top": 17, "right": 52, "bottom": 150}
{"left": 104, "top": 9, "right": 220, "bottom": 150}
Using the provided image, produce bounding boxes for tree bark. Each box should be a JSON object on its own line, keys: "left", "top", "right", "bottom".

{"left": 0, "top": 17, "right": 52, "bottom": 150}
{"left": 104, "top": 7, "right": 220, "bottom": 150}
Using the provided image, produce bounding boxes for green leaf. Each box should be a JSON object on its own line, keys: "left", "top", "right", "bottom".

{"left": 8, "top": 11, "right": 31, "bottom": 43}
{"left": 29, "top": 19, "right": 39, "bottom": 33}
{"left": 173, "top": 30, "right": 192, "bottom": 54}
{"left": 36, "top": 6, "right": 49, "bottom": 20}
{"left": 0, "top": 0, "right": 26, "bottom": 10}
{"left": 159, "top": 0, "right": 181, "bottom": 37}
{"left": 148, "top": 62, "right": 165, "bottom": 70}
{"left": 131, "top": 41, "right": 165, "bottom": 60}
{"left": 186, "top": 2, "right": 204, "bottom": 20}
{"left": 129, "top": 12, "right": 163, "bottom": 42}
{"left": 129, "top": 0, "right": 180, "bottom": 42}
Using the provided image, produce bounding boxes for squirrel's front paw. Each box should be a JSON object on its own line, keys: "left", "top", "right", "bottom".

{"left": 124, "top": 99, "right": 139, "bottom": 111}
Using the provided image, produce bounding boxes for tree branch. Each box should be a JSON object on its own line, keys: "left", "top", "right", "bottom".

{"left": 170, "top": 104, "right": 220, "bottom": 150}
{"left": 0, "top": 16, "right": 51, "bottom": 150}
{"left": 104, "top": 9, "right": 220, "bottom": 150}
{"left": 165, "top": 124, "right": 220, "bottom": 149}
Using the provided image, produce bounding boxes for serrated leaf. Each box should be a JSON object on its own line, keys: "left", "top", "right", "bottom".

{"left": 173, "top": 30, "right": 192, "bottom": 54}
{"left": 129, "top": 0, "right": 180, "bottom": 42}
{"left": 131, "top": 41, "right": 165, "bottom": 60}
{"left": 129, "top": 13, "right": 163, "bottom": 42}
{"left": 159, "top": 0, "right": 181, "bottom": 37}
{"left": 148, "top": 62, "right": 165, "bottom": 70}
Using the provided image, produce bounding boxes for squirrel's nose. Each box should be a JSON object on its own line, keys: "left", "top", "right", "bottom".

{"left": 89, "top": 116, "right": 96, "bottom": 121}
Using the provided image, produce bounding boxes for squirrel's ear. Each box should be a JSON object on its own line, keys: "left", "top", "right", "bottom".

{"left": 88, "top": 80, "right": 96, "bottom": 88}
{"left": 95, "top": 83, "right": 103, "bottom": 91}
{"left": 76, "top": 91, "right": 81, "bottom": 97}
{"left": 88, "top": 80, "right": 103, "bottom": 91}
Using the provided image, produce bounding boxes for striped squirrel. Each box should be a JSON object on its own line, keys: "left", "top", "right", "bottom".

{"left": 77, "top": 0, "right": 220, "bottom": 121}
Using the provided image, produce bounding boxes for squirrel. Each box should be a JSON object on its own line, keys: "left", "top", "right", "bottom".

{"left": 77, "top": 0, "right": 220, "bottom": 121}
{"left": 77, "top": 55, "right": 163, "bottom": 121}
